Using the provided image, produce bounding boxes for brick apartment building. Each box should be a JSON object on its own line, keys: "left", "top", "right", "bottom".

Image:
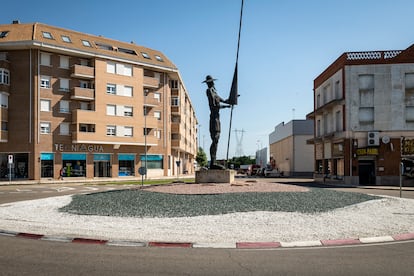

{"left": 308, "top": 44, "right": 414, "bottom": 186}
{"left": 0, "top": 21, "right": 198, "bottom": 181}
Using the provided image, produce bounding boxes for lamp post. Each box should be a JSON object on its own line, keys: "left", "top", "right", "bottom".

{"left": 144, "top": 89, "right": 148, "bottom": 179}
{"left": 198, "top": 124, "right": 201, "bottom": 150}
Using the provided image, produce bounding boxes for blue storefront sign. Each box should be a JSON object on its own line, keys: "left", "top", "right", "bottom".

{"left": 40, "top": 153, "right": 54, "bottom": 160}
{"left": 93, "top": 154, "right": 111, "bottom": 161}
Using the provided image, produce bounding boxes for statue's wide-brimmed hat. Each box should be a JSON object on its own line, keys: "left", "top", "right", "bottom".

{"left": 202, "top": 75, "right": 217, "bottom": 83}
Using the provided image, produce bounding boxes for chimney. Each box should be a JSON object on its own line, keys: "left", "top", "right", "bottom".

{"left": 12, "top": 20, "right": 20, "bottom": 24}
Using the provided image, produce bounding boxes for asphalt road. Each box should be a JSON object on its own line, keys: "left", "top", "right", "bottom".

{"left": 1, "top": 235, "right": 413, "bottom": 275}
{"left": 1, "top": 179, "right": 413, "bottom": 275}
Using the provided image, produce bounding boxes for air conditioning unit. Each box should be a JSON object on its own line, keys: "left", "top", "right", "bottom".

{"left": 367, "top": 131, "right": 380, "bottom": 146}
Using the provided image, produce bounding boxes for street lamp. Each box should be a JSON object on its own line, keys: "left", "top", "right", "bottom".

{"left": 144, "top": 89, "right": 148, "bottom": 179}
{"left": 198, "top": 124, "right": 201, "bottom": 150}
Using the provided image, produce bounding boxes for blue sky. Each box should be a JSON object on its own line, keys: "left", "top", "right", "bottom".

{"left": 3, "top": 0, "right": 414, "bottom": 160}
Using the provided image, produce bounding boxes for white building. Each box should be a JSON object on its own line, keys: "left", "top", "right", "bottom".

{"left": 308, "top": 44, "right": 414, "bottom": 185}
{"left": 269, "top": 120, "right": 314, "bottom": 177}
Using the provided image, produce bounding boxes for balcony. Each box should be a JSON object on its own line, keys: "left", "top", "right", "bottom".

{"left": 142, "top": 134, "right": 159, "bottom": 146}
{"left": 72, "top": 109, "right": 96, "bottom": 124}
{"left": 143, "top": 76, "right": 159, "bottom": 89}
{"left": 171, "top": 106, "right": 180, "bottom": 114}
{"left": 144, "top": 116, "right": 161, "bottom": 129}
{"left": 0, "top": 107, "right": 8, "bottom": 122}
{"left": 71, "top": 87, "right": 95, "bottom": 101}
{"left": 71, "top": 65, "right": 95, "bottom": 79}
{"left": 72, "top": 130, "right": 96, "bottom": 142}
{"left": 144, "top": 96, "right": 160, "bottom": 107}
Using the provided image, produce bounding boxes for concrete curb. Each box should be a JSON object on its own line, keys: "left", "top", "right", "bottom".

{"left": 1, "top": 229, "right": 413, "bottom": 249}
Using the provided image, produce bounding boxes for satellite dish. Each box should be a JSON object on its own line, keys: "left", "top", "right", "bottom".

{"left": 382, "top": 136, "right": 390, "bottom": 144}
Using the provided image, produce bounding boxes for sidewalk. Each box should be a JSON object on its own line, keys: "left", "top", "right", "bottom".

{"left": 0, "top": 174, "right": 196, "bottom": 186}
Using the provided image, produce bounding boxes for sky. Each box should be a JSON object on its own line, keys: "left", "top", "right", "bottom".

{"left": 3, "top": 0, "right": 414, "bottom": 160}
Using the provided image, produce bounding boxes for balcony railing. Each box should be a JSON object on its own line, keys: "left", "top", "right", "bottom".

{"left": 71, "top": 64, "right": 95, "bottom": 79}
{"left": 72, "top": 109, "right": 96, "bottom": 124}
{"left": 144, "top": 96, "right": 160, "bottom": 107}
{"left": 71, "top": 87, "right": 95, "bottom": 101}
{"left": 143, "top": 76, "right": 159, "bottom": 88}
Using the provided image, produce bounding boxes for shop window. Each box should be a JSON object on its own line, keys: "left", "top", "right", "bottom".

{"left": 62, "top": 153, "right": 86, "bottom": 177}
{"left": 0, "top": 153, "right": 29, "bottom": 179}
{"left": 40, "top": 153, "right": 54, "bottom": 178}
{"left": 118, "top": 154, "right": 135, "bottom": 176}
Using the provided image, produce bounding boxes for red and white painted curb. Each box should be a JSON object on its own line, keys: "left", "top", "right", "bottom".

{"left": 2, "top": 229, "right": 414, "bottom": 249}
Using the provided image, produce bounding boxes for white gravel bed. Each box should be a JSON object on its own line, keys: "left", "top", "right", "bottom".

{"left": 1, "top": 195, "right": 414, "bottom": 243}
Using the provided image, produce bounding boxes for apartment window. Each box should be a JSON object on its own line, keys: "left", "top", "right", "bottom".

{"left": 154, "top": 111, "right": 161, "bottom": 120}
{"left": 40, "top": 122, "right": 51, "bottom": 134}
{"left": 1, "top": 121, "right": 7, "bottom": 131}
{"left": 119, "top": 48, "right": 137, "bottom": 55}
{"left": 106, "top": 125, "right": 116, "bottom": 136}
{"left": 0, "top": 69, "right": 9, "bottom": 85}
{"left": 359, "top": 107, "right": 374, "bottom": 123}
{"left": 0, "top": 31, "right": 9, "bottom": 38}
{"left": 81, "top": 40, "right": 92, "bottom": 47}
{"left": 335, "top": 81, "right": 341, "bottom": 99}
{"left": 60, "top": 100, "right": 70, "bottom": 113}
{"left": 80, "top": 102, "right": 89, "bottom": 110}
{"left": 117, "top": 63, "right": 132, "bottom": 76}
{"left": 40, "top": 76, "right": 51, "bottom": 88}
{"left": 335, "top": 110, "right": 342, "bottom": 131}
{"left": 80, "top": 59, "right": 89, "bottom": 66}
{"left": 154, "top": 93, "right": 161, "bottom": 102}
{"left": 0, "top": 93, "right": 8, "bottom": 108}
{"left": 141, "top": 52, "right": 151, "bottom": 59}
{"left": 40, "top": 99, "right": 51, "bottom": 112}
{"left": 124, "top": 86, "right": 133, "bottom": 97}
{"left": 40, "top": 52, "right": 51, "bottom": 66}
{"left": 59, "top": 78, "right": 69, "bottom": 92}
{"left": 405, "top": 73, "right": 414, "bottom": 121}
{"left": 124, "top": 106, "right": 133, "bottom": 117}
{"left": 96, "top": 42, "right": 112, "bottom": 51}
{"left": 171, "top": 97, "right": 179, "bottom": 106}
{"left": 316, "top": 94, "right": 321, "bottom": 108}
{"left": 143, "top": 128, "right": 151, "bottom": 135}
{"left": 107, "top": 62, "right": 115, "bottom": 74}
{"left": 107, "top": 84, "right": 116, "bottom": 95}
{"left": 61, "top": 35, "right": 71, "bottom": 43}
{"left": 42, "top": 31, "right": 53, "bottom": 39}
{"left": 60, "top": 122, "right": 70, "bottom": 135}
{"left": 124, "top": 127, "right": 133, "bottom": 137}
{"left": 316, "top": 120, "right": 321, "bottom": 137}
{"left": 155, "top": 55, "right": 163, "bottom": 62}
{"left": 106, "top": 104, "right": 116, "bottom": 116}
{"left": 154, "top": 129, "right": 161, "bottom": 139}
{"left": 170, "top": 80, "right": 179, "bottom": 89}
{"left": 79, "top": 80, "right": 90, "bottom": 89}
{"left": 59, "top": 56, "right": 69, "bottom": 69}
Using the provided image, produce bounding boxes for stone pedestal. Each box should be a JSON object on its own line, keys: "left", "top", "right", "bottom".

{"left": 195, "top": 169, "right": 235, "bottom": 184}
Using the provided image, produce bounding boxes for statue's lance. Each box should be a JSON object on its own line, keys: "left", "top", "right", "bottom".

{"left": 226, "top": 0, "right": 244, "bottom": 164}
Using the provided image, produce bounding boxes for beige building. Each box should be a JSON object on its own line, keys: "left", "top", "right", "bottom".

{"left": 268, "top": 120, "right": 314, "bottom": 177}
{"left": 308, "top": 44, "right": 414, "bottom": 185}
{"left": 0, "top": 21, "right": 198, "bottom": 181}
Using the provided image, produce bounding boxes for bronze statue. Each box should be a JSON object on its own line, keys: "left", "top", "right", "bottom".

{"left": 202, "top": 75, "right": 230, "bottom": 169}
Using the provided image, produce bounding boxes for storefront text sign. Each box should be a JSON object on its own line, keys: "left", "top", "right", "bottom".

{"left": 402, "top": 138, "right": 414, "bottom": 155}
{"left": 54, "top": 144, "right": 104, "bottom": 152}
{"left": 356, "top": 147, "right": 379, "bottom": 156}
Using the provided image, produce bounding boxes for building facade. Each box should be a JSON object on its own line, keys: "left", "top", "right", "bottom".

{"left": 309, "top": 44, "right": 414, "bottom": 185}
{"left": 268, "top": 120, "right": 314, "bottom": 177}
{"left": 0, "top": 22, "right": 198, "bottom": 181}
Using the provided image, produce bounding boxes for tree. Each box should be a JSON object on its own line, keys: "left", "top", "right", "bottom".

{"left": 196, "top": 147, "right": 208, "bottom": 168}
